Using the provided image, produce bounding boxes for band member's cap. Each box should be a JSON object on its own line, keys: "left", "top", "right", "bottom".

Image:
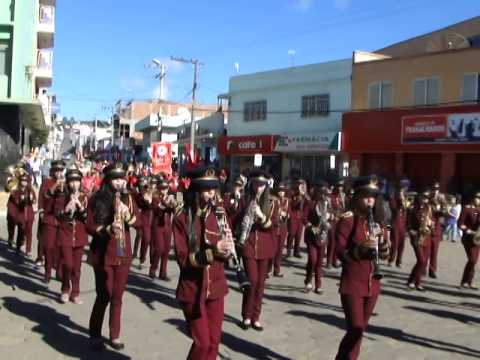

{"left": 419, "top": 188, "right": 431, "bottom": 198}
{"left": 137, "top": 176, "right": 149, "bottom": 187}
{"left": 249, "top": 170, "right": 270, "bottom": 185}
{"left": 66, "top": 168, "right": 82, "bottom": 181}
{"left": 277, "top": 181, "right": 289, "bottom": 191}
{"left": 398, "top": 178, "right": 410, "bottom": 189}
{"left": 189, "top": 167, "right": 219, "bottom": 190}
{"left": 150, "top": 175, "right": 160, "bottom": 185}
{"left": 51, "top": 160, "right": 66, "bottom": 171}
{"left": 219, "top": 169, "right": 228, "bottom": 178}
{"left": 233, "top": 176, "right": 244, "bottom": 187}
{"left": 315, "top": 180, "right": 329, "bottom": 193}
{"left": 103, "top": 162, "right": 126, "bottom": 179}
{"left": 335, "top": 178, "right": 345, "bottom": 187}
{"left": 432, "top": 181, "right": 440, "bottom": 190}
{"left": 353, "top": 176, "right": 379, "bottom": 197}
{"left": 19, "top": 174, "right": 30, "bottom": 182}
{"left": 157, "top": 178, "right": 169, "bottom": 189}
{"left": 295, "top": 178, "right": 307, "bottom": 186}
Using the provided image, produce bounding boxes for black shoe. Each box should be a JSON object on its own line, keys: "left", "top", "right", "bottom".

{"left": 159, "top": 275, "right": 171, "bottom": 282}
{"left": 416, "top": 285, "right": 426, "bottom": 292}
{"left": 294, "top": 253, "right": 302, "bottom": 259}
{"left": 148, "top": 272, "right": 155, "bottom": 280}
{"left": 110, "top": 340, "right": 125, "bottom": 351}
{"left": 286, "top": 250, "right": 292, "bottom": 258}
{"left": 428, "top": 272, "right": 437, "bottom": 279}
{"left": 273, "top": 273, "right": 284, "bottom": 278}
{"left": 43, "top": 277, "right": 50, "bottom": 285}
{"left": 252, "top": 322, "right": 264, "bottom": 332}
{"left": 240, "top": 320, "right": 251, "bottom": 330}
{"left": 90, "top": 339, "right": 106, "bottom": 352}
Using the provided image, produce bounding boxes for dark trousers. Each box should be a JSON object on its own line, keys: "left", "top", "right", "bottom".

{"left": 7, "top": 216, "right": 32, "bottom": 254}
{"left": 336, "top": 293, "right": 379, "bottom": 360}
{"left": 242, "top": 258, "right": 269, "bottom": 322}
{"left": 461, "top": 240, "right": 480, "bottom": 285}
{"left": 150, "top": 228, "right": 170, "bottom": 277}
{"left": 327, "top": 223, "right": 338, "bottom": 266}
{"left": 287, "top": 222, "right": 303, "bottom": 255}
{"left": 89, "top": 263, "right": 130, "bottom": 340}
{"left": 306, "top": 243, "right": 325, "bottom": 289}
{"left": 427, "top": 235, "right": 441, "bottom": 274}
{"left": 133, "top": 228, "right": 142, "bottom": 259}
{"left": 140, "top": 225, "right": 152, "bottom": 264}
{"left": 408, "top": 242, "right": 428, "bottom": 286}
{"left": 389, "top": 223, "right": 406, "bottom": 266}
{"left": 61, "top": 246, "right": 84, "bottom": 298}
{"left": 42, "top": 225, "right": 58, "bottom": 280}
{"left": 181, "top": 297, "right": 224, "bottom": 360}
{"left": 273, "top": 225, "right": 288, "bottom": 274}
{"left": 36, "top": 223, "right": 44, "bottom": 262}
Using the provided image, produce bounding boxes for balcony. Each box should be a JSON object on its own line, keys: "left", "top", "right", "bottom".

{"left": 37, "top": 4, "right": 55, "bottom": 49}
{"left": 35, "top": 49, "right": 53, "bottom": 87}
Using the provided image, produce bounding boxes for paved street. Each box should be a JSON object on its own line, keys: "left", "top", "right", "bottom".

{"left": 0, "top": 216, "right": 478, "bottom": 360}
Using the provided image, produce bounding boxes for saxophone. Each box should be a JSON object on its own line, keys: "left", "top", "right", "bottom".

{"left": 114, "top": 192, "right": 127, "bottom": 257}
{"left": 238, "top": 198, "right": 258, "bottom": 246}
{"left": 416, "top": 204, "right": 433, "bottom": 246}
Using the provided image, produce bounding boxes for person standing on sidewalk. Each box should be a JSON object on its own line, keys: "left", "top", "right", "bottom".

{"left": 172, "top": 167, "right": 233, "bottom": 360}
{"left": 86, "top": 162, "right": 140, "bottom": 351}
{"left": 335, "top": 176, "right": 390, "bottom": 360}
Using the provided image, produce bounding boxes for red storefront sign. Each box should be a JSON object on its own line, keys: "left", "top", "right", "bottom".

{"left": 218, "top": 135, "right": 276, "bottom": 155}
{"left": 402, "top": 115, "right": 448, "bottom": 143}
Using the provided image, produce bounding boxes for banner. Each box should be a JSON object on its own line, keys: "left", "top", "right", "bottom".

{"left": 151, "top": 142, "right": 172, "bottom": 175}
{"left": 402, "top": 113, "right": 480, "bottom": 144}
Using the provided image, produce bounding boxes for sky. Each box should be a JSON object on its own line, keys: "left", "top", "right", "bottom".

{"left": 52, "top": 0, "right": 480, "bottom": 120}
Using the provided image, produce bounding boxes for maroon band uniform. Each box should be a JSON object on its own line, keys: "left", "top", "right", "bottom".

{"left": 458, "top": 200, "right": 480, "bottom": 288}
{"left": 388, "top": 188, "right": 408, "bottom": 267}
{"left": 287, "top": 180, "right": 309, "bottom": 258}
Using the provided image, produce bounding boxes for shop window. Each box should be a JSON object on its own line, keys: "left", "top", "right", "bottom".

{"left": 413, "top": 77, "right": 439, "bottom": 106}
{"left": 301, "top": 94, "right": 330, "bottom": 117}
{"left": 368, "top": 82, "right": 392, "bottom": 109}
{"left": 463, "top": 73, "right": 480, "bottom": 102}
{"left": 244, "top": 100, "right": 267, "bottom": 121}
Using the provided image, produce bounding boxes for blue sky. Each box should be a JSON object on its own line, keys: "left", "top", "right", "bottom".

{"left": 52, "top": 0, "right": 480, "bottom": 120}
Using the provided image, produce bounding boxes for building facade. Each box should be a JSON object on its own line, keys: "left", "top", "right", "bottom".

{"left": 222, "top": 59, "right": 351, "bottom": 181}
{"left": 0, "top": 0, "right": 53, "bottom": 177}
{"left": 343, "top": 46, "right": 480, "bottom": 192}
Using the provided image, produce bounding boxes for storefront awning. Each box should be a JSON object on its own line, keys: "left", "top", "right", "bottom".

{"left": 274, "top": 131, "right": 341, "bottom": 153}
{"left": 218, "top": 135, "right": 277, "bottom": 155}
{"left": 0, "top": 100, "right": 46, "bottom": 143}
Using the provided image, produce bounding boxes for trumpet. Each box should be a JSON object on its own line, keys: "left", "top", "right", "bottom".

{"left": 113, "top": 192, "right": 127, "bottom": 257}
{"left": 367, "top": 206, "right": 383, "bottom": 280}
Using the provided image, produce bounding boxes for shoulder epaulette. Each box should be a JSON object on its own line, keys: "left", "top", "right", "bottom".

{"left": 340, "top": 211, "right": 353, "bottom": 219}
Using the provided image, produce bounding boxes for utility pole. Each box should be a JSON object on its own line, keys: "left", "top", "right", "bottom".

{"left": 170, "top": 56, "right": 203, "bottom": 162}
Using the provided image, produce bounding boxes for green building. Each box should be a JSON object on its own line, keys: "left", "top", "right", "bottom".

{"left": 0, "top": 0, "right": 53, "bottom": 172}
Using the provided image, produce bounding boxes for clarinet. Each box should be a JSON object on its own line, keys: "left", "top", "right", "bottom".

{"left": 213, "top": 203, "right": 250, "bottom": 292}
{"left": 367, "top": 206, "right": 383, "bottom": 280}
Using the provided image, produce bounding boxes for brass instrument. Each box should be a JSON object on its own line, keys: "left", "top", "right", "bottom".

{"left": 415, "top": 204, "right": 434, "bottom": 246}
{"left": 238, "top": 197, "right": 258, "bottom": 246}
{"left": 113, "top": 192, "right": 127, "bottom": 257}
{"left": 472, "top": 227, "right": 480, "bottom": 246}
{"left": 279, "top": 197, "right": 289, "bottom": 224}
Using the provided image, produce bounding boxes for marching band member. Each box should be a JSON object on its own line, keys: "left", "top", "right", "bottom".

{"left": 287, "top": 179, "right": 310, "bottom": 259}
{"left": 7, "top": 173, "right": 36, "bottom": 256}
{"left": 335, "top": 176, "right": 389, "bottom": 360}
{"left": 272, "top": 181, "right": 289, "bottom": 277}
{"left": 172, "top": 167, "right": 233, "bottom": 360}
{"left": 388, "top": 179, "right": 410, "bottom": 268}
{"left": 42, "top": 160, "right": 67, "bottom": 283}
{"left": 86, "top": 162, "right": 141, "bottom": 351}
{"left": 223, "top": 176, "right": 246, "bottom": 236}
{"left": 55, "top": 169, "right": 88, "bottom": 304}
{"left": 239, "top": 170, "right": 278, "bottom": 331}
{"left": 328, "top": 179, "right": 347, "bottom": 268}
{"left": 458, "top": 191, "right": 480, "bottom": 290}
{"left": 132, "top": 176, "right": 154, "bottom": 267}
{"left": 407, "top": 189, "right": 434, "bottom": 291}
{"left": 305, "top": 181, "right": 332, "bottom": 293}
{"left": 428, "top": 181, "right": 445, "bottom": 279}
{"left": 150, "top": 178, "right": 176, "bottom": 281}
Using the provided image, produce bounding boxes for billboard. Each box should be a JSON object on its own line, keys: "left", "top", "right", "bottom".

{"left": 402, "top": 113, "right": 480, "bottom": 144}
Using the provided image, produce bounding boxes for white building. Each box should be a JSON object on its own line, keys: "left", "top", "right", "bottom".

{"left": 222, "top": 59, "right": 351, "bottom": 181}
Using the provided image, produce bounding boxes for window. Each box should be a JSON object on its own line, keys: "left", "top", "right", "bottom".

{"left": 0, "top": 41, "right": 10, "bottom": 76}
{"left": 118, "top": 124, "right": 130, "bottom": 138}
{"left": 413, "top": 77, "right": 439, "bottom": 106}
{"left": 244, "top": 100, "right": 267, "bottom": 121}
{"left": 301, "top": 94, "right": 330, "bottom": 117}
{"left": 368, "top": 81, "right": 392, "bottom": 109}
{"left": 463, "top": 73, "right": 480, "bottom": 102}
